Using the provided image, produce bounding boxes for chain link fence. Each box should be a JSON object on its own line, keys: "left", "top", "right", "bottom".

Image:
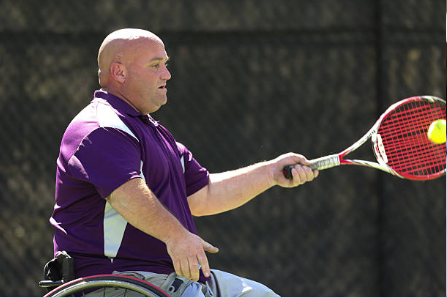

{"left": 0, "top": 0, "right": 445, "bottom": 296}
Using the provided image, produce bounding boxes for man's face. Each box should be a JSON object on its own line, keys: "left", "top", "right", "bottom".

{"left": 124, "top": 39, "right": 171, "bottom": 114}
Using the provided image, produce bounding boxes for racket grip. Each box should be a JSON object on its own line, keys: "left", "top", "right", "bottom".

{"left": 308, "top": 154, "right": 340, "bottom": 170}
{"left": 283, "top": 154, "right": 340, "bottom": 179}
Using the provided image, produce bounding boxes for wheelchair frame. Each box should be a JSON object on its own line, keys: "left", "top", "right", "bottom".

{"left": 39, "top": 274, "right": 170, "bottom": 297}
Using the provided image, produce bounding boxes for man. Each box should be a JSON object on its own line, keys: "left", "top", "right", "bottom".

{"left": 51, "top": 28, "right": 318, "bottom": 297}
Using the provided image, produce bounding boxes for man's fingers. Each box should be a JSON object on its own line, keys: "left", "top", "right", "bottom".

{"left": 180, "top": 258, "right": 190, "bottom": 279}
{"left": 197, "top": 250, "right": 211, "bottom": 278}
{"left": 296, "top": 166, "right": 307, "bottom": 183}
{"left": 189, "top": 257, "right": 200, "bottom": 281}
{"left": 167, "top": 234, "right": 218, "bottom": 281}
{"left": 291, "top": 166, "right": 305, "bottom": 185}
{"left": 202, "top": 240, "right": 219, "bottom": 253}
{"left": 303, "top": 166, "right": 316, "bottom": 181}
{"left": 291, "top": 165, "right": 318, "bottom": 185}
{"left": 200, "top": 240, "right": 217, "bottom": 278}
{"left": 173, "top": 259, "right": 183, "bottom": 278}
{"left": 292, "top": 165, "right": 314, "bottom": 184}
{"left": 290, "top": 154, "right": 310, "bottom": 166}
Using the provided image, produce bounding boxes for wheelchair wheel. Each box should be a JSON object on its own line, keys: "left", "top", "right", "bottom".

{"left": 44, "top": 274, "right": 170, "bottom": 297}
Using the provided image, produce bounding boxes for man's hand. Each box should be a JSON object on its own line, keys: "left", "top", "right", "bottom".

{"left": 165, "top": 231, "right": 219, "bottom": 281}
{"left": 270, "top": 153, "right": 319, "bottom": 187}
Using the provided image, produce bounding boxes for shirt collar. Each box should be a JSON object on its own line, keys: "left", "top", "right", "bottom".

{"left": 93, "top": 90, "right": 142, "bottom": 117}
{"left": 93, "top": 90, "right": 159, "bottom": 127}
{"left": 94, "top": 90, "right": 158, "bottom": 127}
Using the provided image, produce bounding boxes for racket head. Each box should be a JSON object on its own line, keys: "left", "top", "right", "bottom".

{"left": 372, "top": 96, "right": 446, "bottom": 181}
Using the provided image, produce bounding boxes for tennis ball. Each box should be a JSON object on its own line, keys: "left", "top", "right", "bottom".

{"left": 427, "top": 119, "right": 446, "bottom": 144}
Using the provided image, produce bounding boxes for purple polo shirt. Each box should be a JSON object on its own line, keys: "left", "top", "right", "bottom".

{"left": 51, "top": 90, "right": 210, "bottom": 281}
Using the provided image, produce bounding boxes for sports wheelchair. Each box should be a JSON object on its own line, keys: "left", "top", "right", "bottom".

{"left": 39, "top": 252, "right": 169, "bottom": 297}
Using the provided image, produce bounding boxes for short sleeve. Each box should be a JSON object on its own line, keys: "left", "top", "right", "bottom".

{"left": 68, "top": 127, "right": 142, "bottom": 198}
{"left": 177, "top": 142, "right": 209, "bottom": 196}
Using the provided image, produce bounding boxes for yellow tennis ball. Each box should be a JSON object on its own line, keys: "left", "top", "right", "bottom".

{"left": 427, "top": 119, "right": 446, "bottom": 144}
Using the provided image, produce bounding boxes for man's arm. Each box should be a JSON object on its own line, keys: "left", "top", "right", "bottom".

{"left": 107, "top": 177, "right": 218, "bottom": 281}
{"left": 188, "top": 153, "right": 318, "bottom": 216}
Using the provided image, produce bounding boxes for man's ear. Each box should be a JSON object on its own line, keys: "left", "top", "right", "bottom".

{"left": 110, "top": 62, "right": 127, "bottom": 84}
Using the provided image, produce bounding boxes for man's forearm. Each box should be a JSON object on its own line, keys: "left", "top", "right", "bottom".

{"left": 190, "top": 161, "right": 276, "bottom": 216}
{"left": 188, "top": 153, "right": 318, "bottom": 217}
{"left": 107, "top": 177, "right": 218, "bottom": 280}
{"left": 107, "top": 177, "right": 188, "bottom": 244}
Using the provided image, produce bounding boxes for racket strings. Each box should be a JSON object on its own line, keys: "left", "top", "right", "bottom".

{"left": 378, "top": 100, "right": 446, "bottom": 178}
{"left": 381, "top": 104, "right": 445, "bottom": 175}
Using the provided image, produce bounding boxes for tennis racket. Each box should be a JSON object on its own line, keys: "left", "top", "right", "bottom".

{"left": 283, "top": 95, "right": 446, "bottom": 181}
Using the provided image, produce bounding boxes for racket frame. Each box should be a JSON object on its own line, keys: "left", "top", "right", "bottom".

{"left": 284, "top": 96, "right": 446, "bottom": 181}
{"left": 306, "top": 119, "right": 400, "bottom": 176}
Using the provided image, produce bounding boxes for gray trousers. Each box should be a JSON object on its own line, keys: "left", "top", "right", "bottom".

{"left": 87, "top": 269, "right": 279, "bottom": 297}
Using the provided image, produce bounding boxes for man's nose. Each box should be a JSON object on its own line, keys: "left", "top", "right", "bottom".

{"left": 161, "top": 67, "right": 171, "bottom": 80}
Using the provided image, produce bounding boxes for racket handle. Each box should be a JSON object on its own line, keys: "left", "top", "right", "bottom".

{"left": 283, "top": 154, "right": 340, "bottom": 179}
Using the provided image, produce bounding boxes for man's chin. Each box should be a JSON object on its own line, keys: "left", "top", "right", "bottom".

{"left": 149, "top": 98, "right": 167, "bottom": 113}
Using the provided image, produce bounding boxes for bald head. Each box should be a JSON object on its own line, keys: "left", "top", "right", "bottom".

{"left": 97, "top": 28, "right": 163, "bottom": 87}
{"left": 96, "top": 28, "right": 171, "bottom": 114}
